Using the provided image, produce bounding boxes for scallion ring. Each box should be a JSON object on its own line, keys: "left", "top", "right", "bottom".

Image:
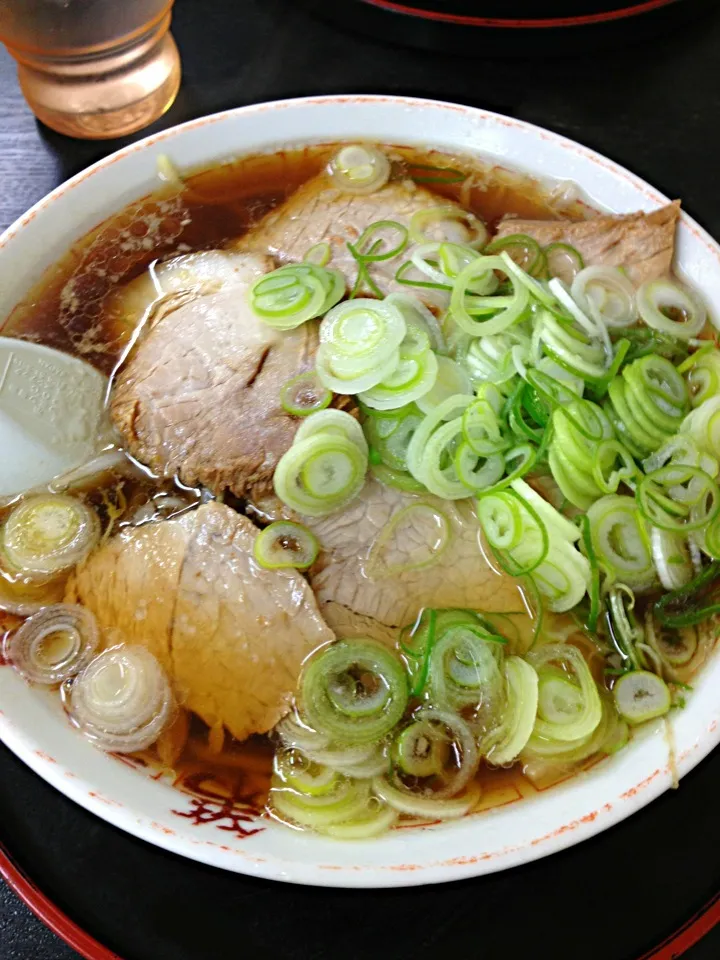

{"left": 587, "top": 495, "right": 655, "bottom": 590}
{"left": 250, "top": 263, "right": 344, "bottom": 329}
{"left": 409, "top": 207, "right": 488, "bottom": 250}
{"left": 280, "top": 372, "right": 332, "bottom": 417}
{"left": 613, "top": 671, "right": 671, "bottom": 725}
{"left": 4, "top": 603, "right": 99, "bottom": 685}
{"left": 295, "top": 408, "right": 369, "bottom": 457}
{"left": 300, "top": 639, "right": 408, "bottom": 744}
{"left": 67, "top": 646, "right": 175, "bottom": 753}
{"left": 328, "top": 144, "right": 391, "bottom": 195}
{"left": 365, "top": 502, "right": 450, "bottom": 579}
{"left": 253, "top": 521, "right": 319, "bottom": 570}
{"left": 274, "top": 433, "right": 368, "bottom": 517}
{"left": 2, "top": 495, "right": 100, "bottom": 582}
{"left": 545, "top": 242, "right": 584, "bottom": 285}
{"left": 636, "top": 278, "right": 707, "bottom": 340}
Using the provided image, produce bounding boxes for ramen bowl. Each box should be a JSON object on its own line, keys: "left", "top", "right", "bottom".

{"left": 0, "top": 95, "right": 718, "bottom": 887}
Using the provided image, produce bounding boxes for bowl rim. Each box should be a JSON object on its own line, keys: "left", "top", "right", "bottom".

{"left": 0, "top": 93, "right": 719, "bottom": 888}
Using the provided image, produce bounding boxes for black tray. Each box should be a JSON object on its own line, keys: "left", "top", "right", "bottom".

{"left": 1, "top": 740, "right": 719, "bottom": 960}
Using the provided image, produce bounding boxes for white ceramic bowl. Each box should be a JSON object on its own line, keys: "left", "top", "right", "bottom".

{"left": 1, "top": 95, "right": 718, "bottom": 888}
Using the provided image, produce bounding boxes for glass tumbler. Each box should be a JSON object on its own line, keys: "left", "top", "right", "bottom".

{"left": 0, "top": 0, "right": 181, "bottom": 139}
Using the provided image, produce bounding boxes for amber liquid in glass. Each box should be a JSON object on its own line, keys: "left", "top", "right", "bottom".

{"left": 0, "top": 0, "right": 181, "bottom": 139}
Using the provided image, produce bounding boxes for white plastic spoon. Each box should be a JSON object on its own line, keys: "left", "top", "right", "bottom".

{"left": 0, "top": 338, "right": 108, "bottom": 496}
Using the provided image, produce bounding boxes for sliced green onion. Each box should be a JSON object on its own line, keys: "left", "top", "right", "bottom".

{"left": 526, "top": 368, "right": 579, "bottom": 408}
{"left": 406, "top": 162, "right": 467, "bottom": 185}
{"left": 450, "top": 255, "right": 530, "bottom": 337}
{"left": 653, "top": 559, "right": 720, "bottom": 627}
{"left": 408, "top": 242, "right": 482, "bottom": 291}
{"left": 280, "top": 372, "right": 332, "bottom": 417}
{"left": 650, "top": 526, "right": 693, "bottom": 591}
{"left": 295, "top": 408, "right": 368, "bottom": 457}
{"left": 593, "top": 440, "right": 638, "bottom": 495}
{"left": 486, "top": 656, "right": 539, "bottom": 765}
{"left": 250, "top": 263, "right": 344, "bottom": 329}
{"left": 409, "top": 207, "right": 488, "bottom": 249}
{"left": 2, "top": 495, "right": 100, "bottom": 582}
{"left": 485, "top": 233, "right": 545, "bottom": 276}
{"left": 365, "top": 502, "right": 450, "bottom": 579}
{"left": 607, "top": 355, "right": 688, "bottom": 456}
{"left": 350, "top": 220, "right": 409, "bottom": 263}
{"left": 384, "top": 292, "right": 447, "bottom": 354}
{"left": 300, "top": 639, "right": 408, "bottom": 744}
{"left": 328, "top": 144, "right": 391, "bottom": 195}
{"left": 320, "top": 298, "right": 406, "bottom": 357}
{"left": 316, "top": 343, "right": 400, "bottom": 395}
{"left": 539, "top": 309, "right": 610, "bottom": 381}
{"left": 270, "top": 773, "right": 375, "bottom": 831}
{"left": 527, "top": 643, "right": 602, "bottom": 743}
{"left": 275, "top": 715, "right": 389, "bottom": 777}
{"left": 465, "top": 330, "right": 530, "bottom": 388}
{"left": 370, "top": 463, "right": 426, "bottom": 493}
{"left": 427, "top": 625, "right": 504, "bottom": 714}
{"left": 3, "top": 603, "right": 99, "bottom": 685}
{"left": 387, "top": 706, "right": 479, "bottom": 798}
{"left": 613, "top": 671, "right": 671, "bottom": 725}
{"left": 400, "top": 607, "right": 438, "bottom": 696}
{"left": 462, "top": 399, "right": 507, "bottom": 455}
{"left": 373, "top": 775, "right": 480, "bottom": 820}
{"left": 454, "top": 445, "right": 506, "bottom": 492}
{"left": 274, "top": 749, "right": 343, "bottom": 796}
{"left": 572, "top": 266, "right": 637, "bottom": 329}
{"left": 531, "top": 537, "right": 591, "bottom": 613}
{"left": 686, "top": 347, "right": 720, "bottom": 408}
{"left": 637, "top": 465, "right": 719, "bottom": 533}
{"left": 587, "top": 495, "right": 655, "bottom": 590}
{"left": 580, "top": 515, "right": 601, "bottom": 632}
{"left": 358, "top": 339, "right": 438, "bottom": 411}
{"left": 347, "top": 221, "right": 408, "bottom": 297}
{"left": 406, "top": 393, "right": 474, "bottom": 490}
{"left": 646, "top": 619, "right": 698, "bottom": 668}
{"left": 417, "top": 356, "right": 473, "bottom": 413}
{"left": 274, "top": 433, "right": 367, "bottom": 517}
{"left": 393, "top": 717, "right": 446, "bottom": 778}
{"left": 636, "top": 278, "right": 707, "bottom": 340}
{"left": 545, "top": 242, "right": 584, "bottom": 285}
{"left": 477, "top": 489, "right": 549, "bottom": 575}
{"left": 304, "top": 241, "right": 332, "bottom": 267}
{"left": 681, "top": 396, "right": 720, "bottom": 458}
{"left": 317, "top": 298, "right": 407, "bottom": 393}
{"left": 363, "top": 405, "right": 422, "bottom": 473}
{"left": 253, "top": 521, "right": 319, "bottom": 570}
{"left": 322, "top": 800, "right": 398, "bottom": 839}
{"left": 605, "top": 584, "right": 644, "bottom": 671}
{"left": 549, "top": 399, "right": 616, "bottom": 509}
{"left": 67, "top": 646, "right": 175, "bottom": 753}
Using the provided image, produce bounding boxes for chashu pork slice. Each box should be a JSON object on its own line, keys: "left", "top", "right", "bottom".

{"left": 494, "top": 201, "right": 680, "bottom": 286}
{"left": 66, "top": 502, "right": 334, "bottom": 742}
{"left": 111, "top": 273, "right": 317, "bottom": 502}
{"left": 235, "top": 173, "right": 471, "bottom": 304}
{"left": 307, "top": 479, "right": 526, "bottom": 634}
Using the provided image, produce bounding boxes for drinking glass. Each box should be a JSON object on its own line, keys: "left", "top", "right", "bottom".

{"left": 0, "top": 0, "right": 181, "bottom": 139}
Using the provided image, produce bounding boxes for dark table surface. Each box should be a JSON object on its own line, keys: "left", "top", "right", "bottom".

{"left": 2, "top": 1, "right": 720, "bottom": 957}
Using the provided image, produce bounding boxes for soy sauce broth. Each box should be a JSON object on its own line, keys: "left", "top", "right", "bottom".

{"left": 1, "top": 144, "right": 585, "bottom": 376}
{"left": 0, "top": 143, "right": 598, "bottom": 820}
